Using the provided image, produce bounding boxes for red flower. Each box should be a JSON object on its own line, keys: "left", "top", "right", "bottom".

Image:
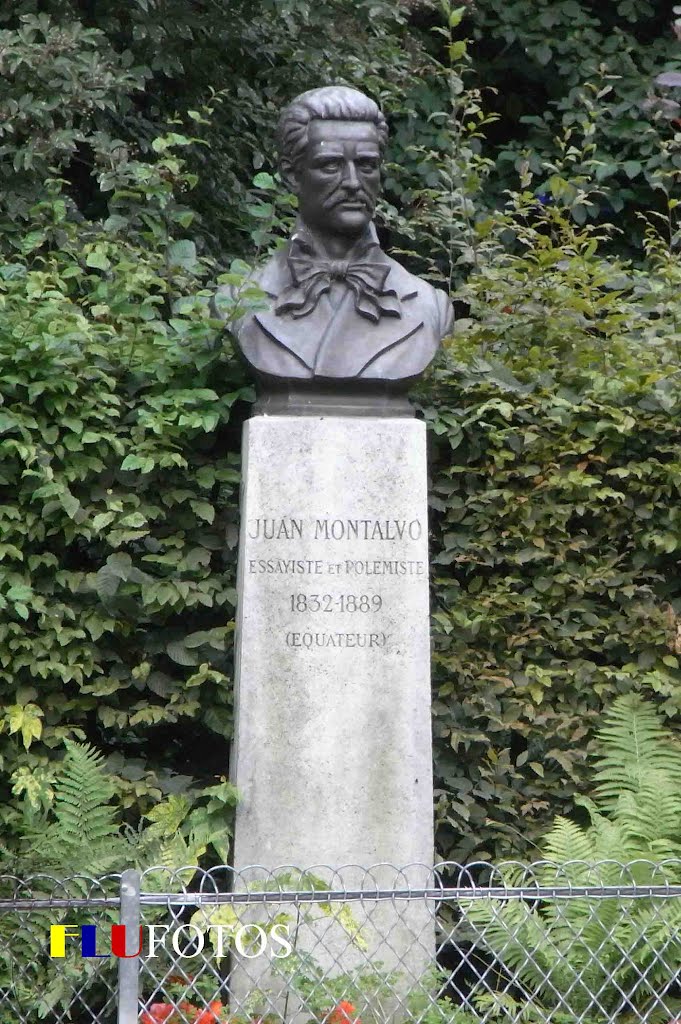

{"left": 141, "top": 997, "right": 225, "bottom": 1023}
{"left": 194, "top": 1002, "right": 224, "bottom": 1024}
{"left": 327, "top": 1001, "right": 360, "bottom": 1024}
{"left": 141, "top": 1005, "right": 176, "bottom": 1024}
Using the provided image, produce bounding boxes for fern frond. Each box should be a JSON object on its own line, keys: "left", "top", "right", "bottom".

{"left": 53, "top": 740, "right": 118, "bottom": 848}
{"left": 541, "top": 816, "right": 595, "bottom": 865}
{"left": 593, "top": 694, "right": 681, "bottom": 811}
{"left": 155, "top": 831, "right": 203, "bottom": 871}
{"left": 466, "top": 698, "right": 681, "bottom": 1021}
{"left": 613, "top": 769, "right": 681, "bottom": 852}
{"left": 584, "top": 817, "right": 635, "bottom": 866}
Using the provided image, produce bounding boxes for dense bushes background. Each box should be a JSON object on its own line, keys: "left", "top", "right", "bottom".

{"left": 467, "top": 0, "right": 681, "bottom": 234}
{"left": 423, "top": 196, "right": 681, "bottom": 858}
{"left": 1, "top": 0, "right": 680, "bottom": 864}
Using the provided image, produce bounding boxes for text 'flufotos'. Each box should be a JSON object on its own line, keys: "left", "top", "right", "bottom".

{"left": 49, "top": 922, "right": 292, "bottom": 959}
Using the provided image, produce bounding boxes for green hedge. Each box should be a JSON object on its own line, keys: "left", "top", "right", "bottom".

{"left": 2, "top": 2, "right": 681, "bottom": 864}
{"left": 426, "top": 363, "right": 680, "bottom": 859}
{"left": 420, "top": 190, "right": 681, "bottom": 860}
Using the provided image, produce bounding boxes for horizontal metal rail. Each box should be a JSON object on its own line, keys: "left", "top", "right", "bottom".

{"left": 3, "top": 882, "right": 681, "bottom": 911}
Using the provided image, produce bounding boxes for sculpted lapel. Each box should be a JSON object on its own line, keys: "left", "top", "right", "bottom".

{"left": 312, "top": 288, "right": 424, "bottom": 377}
{"left": 230, "top": 227, "right": 444, "bottom": 382}
{"left": 250, "top": 271, "right": 424, "bottom": 379}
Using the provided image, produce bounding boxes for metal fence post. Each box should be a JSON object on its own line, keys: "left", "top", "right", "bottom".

{"left": 118, "top": 868, "right": 140, "bottom": 1024}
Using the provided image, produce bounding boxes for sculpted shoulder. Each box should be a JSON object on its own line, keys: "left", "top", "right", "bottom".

{"left": 212, "top": 239, "right": 454, "bottom": 384}
{"left": 381, "top": 255, "right": 454, "bottom": 339}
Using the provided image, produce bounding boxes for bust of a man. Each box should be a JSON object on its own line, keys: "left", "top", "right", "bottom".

{"left": 216, "top": 85, "right": 453, "bottom": 411}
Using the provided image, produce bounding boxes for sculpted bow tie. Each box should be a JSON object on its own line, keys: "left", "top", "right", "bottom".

{"left": 274, "top": 235, "right": 402, "bottom": 322}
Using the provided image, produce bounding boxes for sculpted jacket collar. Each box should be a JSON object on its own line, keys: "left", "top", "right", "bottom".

{"left": 248, "top": 223, "right": 426, "bottom": 379}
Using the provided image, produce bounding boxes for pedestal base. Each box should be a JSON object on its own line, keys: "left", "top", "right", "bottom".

{"left": 230, "top": 415, "right": 435, "bottom": 1014}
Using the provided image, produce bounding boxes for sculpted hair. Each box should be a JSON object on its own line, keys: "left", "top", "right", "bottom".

{"left": 276, "top": 86, "right": 388, "bottom": 167}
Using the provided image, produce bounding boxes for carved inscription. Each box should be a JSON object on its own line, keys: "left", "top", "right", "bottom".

{"left": 248, "top": 517, "right": 423, "bottom": 541}
{"left": 244, "top": 515, "right": 425, "bottom": 653}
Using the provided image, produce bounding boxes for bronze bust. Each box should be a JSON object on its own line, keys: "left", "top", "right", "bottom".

{"left": 216, "top": 86, "right": 453, "bottom": 414}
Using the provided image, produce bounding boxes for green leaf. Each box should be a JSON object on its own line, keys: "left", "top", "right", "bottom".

{"left": 166, "top": 640, "right": 199, "bottom": 666}
{"left": 448, "top": 40, "right": 467, "bottom": 60}
{"left": 190, "top": 500, "right": 215, "bottom": 524}
{"left": 623, "top": 160, "right": 642, "bottom": 179}
{"left": 59, "top": 489, "right": 80, "bottom": 519}
{"left": 91, "top": 511, "right": 115, "bottom": 531}
{"left": 449, "top": 5, "right": 466, "bottom": 27}
{"left": 252, "top": 172, "right": 276, "bottom": 189}
{"left": 86, "top": 249, "right": 111, "bottom": 271}
{"left": 167, "top": 239, "right": 198, "bottom": 270}
{"left": 535, "top": 42, "right": 552, "bottom": 65}
{"left": 5, "top": 704, "right": 43, "bottom": 750}
{"left": 120, "top": 454, "right": 155, "bottom": 473}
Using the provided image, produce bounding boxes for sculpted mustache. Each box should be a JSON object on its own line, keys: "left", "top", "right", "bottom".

{"left": 326, "top": 193, "right": 371, "bottom": 208}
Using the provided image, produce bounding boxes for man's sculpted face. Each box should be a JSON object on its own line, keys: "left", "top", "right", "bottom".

{"left": 292, "top": 120, "right": 381, "bottom": 239}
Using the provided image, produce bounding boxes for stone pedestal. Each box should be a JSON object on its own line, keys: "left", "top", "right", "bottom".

{"left": 230, "top": 415, "right": 435, "bottom": 1015}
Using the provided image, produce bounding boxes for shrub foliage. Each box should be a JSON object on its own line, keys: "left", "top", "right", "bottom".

{"left": 1, "top": 0, "right": 680, "bottom": 864}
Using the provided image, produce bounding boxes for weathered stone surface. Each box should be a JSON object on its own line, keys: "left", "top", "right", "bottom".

{"left": 231, "top": 415, "right": 434, "bottom": 873}
{"left": 229, "top": 415, "right": 435, "bottom": 1017}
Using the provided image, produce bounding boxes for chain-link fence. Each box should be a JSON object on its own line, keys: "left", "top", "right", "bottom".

{"left": 1, "top": 860, "right": 680, "bottom": 1024}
